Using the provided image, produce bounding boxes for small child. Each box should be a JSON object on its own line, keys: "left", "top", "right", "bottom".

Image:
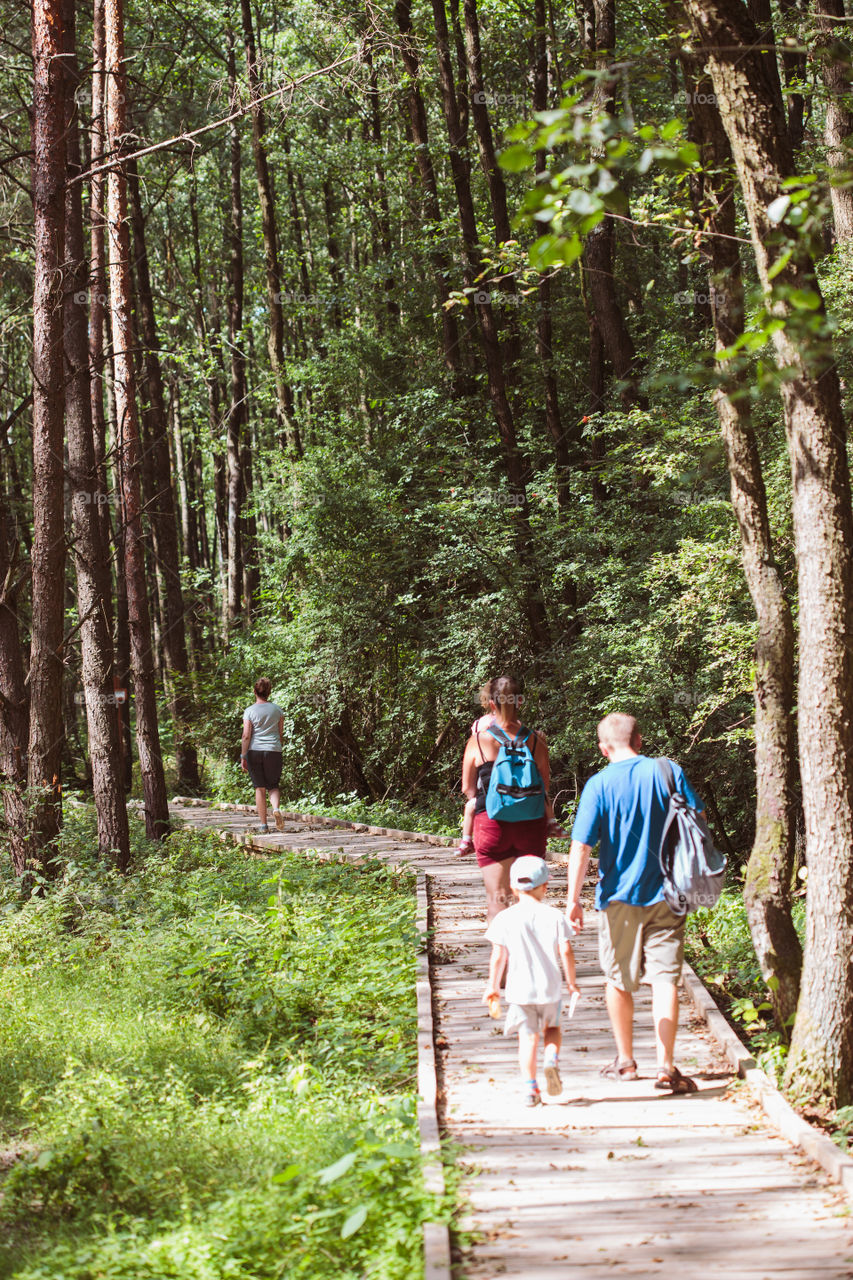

{"left": 457, "top": 694, "right": 496, "bottom": 855}
{"left": 482, "top": 855, "right": 578, "bottom": 1107}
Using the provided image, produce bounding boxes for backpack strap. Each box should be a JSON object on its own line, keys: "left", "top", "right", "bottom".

{"left": 656, "top": 757, "right": 676, "bottom": 795}
{"left": 486, "top": 724, "right": 512, "bottom": 746}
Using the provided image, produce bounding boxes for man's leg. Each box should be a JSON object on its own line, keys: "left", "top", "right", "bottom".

{"left": 269, "top": 788, "right": 281, "bottom": 812}
{"left": 255, "top": 787, "right": 267, "bottom": 825}
{"left": 605, "top": 981, "right": 635, "bottom": 1063}
{"left": 652, "top": 981, "right": 679, "bottom": 1072}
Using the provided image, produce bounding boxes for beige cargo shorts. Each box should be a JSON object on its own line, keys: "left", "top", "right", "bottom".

{"left": 597, "top": 900, "right": 685, "bottom": 992}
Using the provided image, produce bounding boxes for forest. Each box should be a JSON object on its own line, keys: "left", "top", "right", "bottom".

{"left": 3, "top": 0, "right": 853, "bottom": 1269}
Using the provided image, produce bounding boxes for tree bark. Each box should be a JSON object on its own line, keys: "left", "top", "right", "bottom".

{"left": 814, "top": 0, "right": 853, "bottom": 242}
{"left": 239, "top": 0, "right": 302, "bottom": 459}
{"left": 225, "top": 33, "right": 246, "bottom": 633}
{"left": 429, "top": 0, "right": 551, "bottom": 650}
{"left": 29, "top": 0, "right": 67, "bottom": 870}
{"left": 682, "top": 0, "right": 853, "bottom": 1106}
{"left": 89, "top": 0, "right": 111, "bottom": 557}
{"left": 777, "top": 0, "right": 806, "bottom": 149}
{"left": 61, "top": 0, "right": 131, "bottom": 868}
{"left": 682, "top": 48, "right": 801, "bottom": 1027}
{"left": 580, "top": 0, "right": 644, "bottom": 409}
{"left": 0, "top": 493, "right": 29, "bottom": 877}
{"left": 105, "top": 0, "right": 170, "bottom": 839}
{"left": 392, "top": 0, "right": 466, "bottom": 379}
{"left": 127, "top": 163, "right": 200, "bottom": 790}
{"left": 533, "top": 0, "right": 574, "bottom": 512}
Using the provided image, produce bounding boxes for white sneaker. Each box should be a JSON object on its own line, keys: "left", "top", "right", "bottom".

{"left": 544, "top": 1055, "right": 562, "bottom": 1096}
{"left": 273, "top": 809, "right": 285, "bottom": 832}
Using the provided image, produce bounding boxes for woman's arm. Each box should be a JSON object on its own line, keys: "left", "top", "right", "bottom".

{"left": 461, "top": 737, "right": 479, "bottom": 799}
{"left": 240, "top": 717, "right": 253, "bottom": 771}
{"left": 533, "top": 731, "right": 551, "bottom": 796}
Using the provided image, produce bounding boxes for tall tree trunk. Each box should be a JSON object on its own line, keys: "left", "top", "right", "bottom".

{"left": 61, "top": 0, "right": 130, "bottom": 868}
{"left": 239, "top": 0, "right": 302, "bottom": 458}
{"left": 104, "top": 337, "right": 134, "bottom": 790}
{"left": 0, "top": 494, "right": 29, "bottom": 877}
{"left": 392, "top": 0, "right": 466, "bottom": 379}
{"left": 683, "top": 49, "right": 801, "bottom": 1027}
{"left": 429, "top": 0, "right": 551, "bottom": 649}
{"left": 89, "top": 0, "right": 111, "bottom": 556}
{"left": 364, "top": 47, "right": 399, "bottom": 323}
{"left": 683, "top": 0, "right": 853, "bottom": 1106}
{"left": 127, "top": 163, "right": 200, "bottom": 790}
{"left": 533, "top": 0, "right": 573, "bottom": 513}
{"left": 225, "top": 33, "right": 246, "bottom": 633}
{"left": 105, "top": 0, "right": 170, "bottom": 839}
{"left": 580, "top": 0, "right": 644, "bottom": 409}
{"left": 815, "top": 0, "right": 853, "bottom": 242}
{"left": 29, "top": 0, "right": 67, "bottom": 870}
{"left": 777, "top": 0, "right": 806, "bottom": 149}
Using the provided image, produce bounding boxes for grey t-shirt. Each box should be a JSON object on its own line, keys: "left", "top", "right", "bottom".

{"left": 243, "top": 701, "right": 283, "bottom": 752}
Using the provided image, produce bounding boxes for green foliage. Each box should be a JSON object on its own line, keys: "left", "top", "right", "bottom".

{"left": 685, "top": 889, "right": 804, "bottom": 1082}
{"left": 0, "top": 826, "right": 438, "bottom": 1279}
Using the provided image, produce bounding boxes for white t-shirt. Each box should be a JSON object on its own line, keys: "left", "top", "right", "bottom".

{"left": 485, "top": 895, "right": 573, "bottom": 1005}
{"left": 243, "top": 701, "right": 283, "bottom": 751}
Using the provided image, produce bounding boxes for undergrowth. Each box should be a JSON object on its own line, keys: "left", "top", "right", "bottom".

{"left": 0, "top": 811, "right": 439, "bottom": 1279}
{"left": 685, "top": 886, "right": 806, "bottom": 1086}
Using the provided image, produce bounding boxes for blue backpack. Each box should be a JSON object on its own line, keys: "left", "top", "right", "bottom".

{"left": 483, "top": 725, "right": 546, "bottom": 822}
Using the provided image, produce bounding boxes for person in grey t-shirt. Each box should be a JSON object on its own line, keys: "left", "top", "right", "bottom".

{"left": 240, "top": 677, "right": 284, "bottom": 833}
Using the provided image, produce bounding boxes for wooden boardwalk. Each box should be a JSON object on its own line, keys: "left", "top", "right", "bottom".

{"left": 172, "top": 802, "right": 853, "bottom": 1279}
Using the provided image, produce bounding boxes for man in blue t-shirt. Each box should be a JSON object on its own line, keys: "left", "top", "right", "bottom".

{"left": 567, "top": 712, "right": 702, "bottom": 1094}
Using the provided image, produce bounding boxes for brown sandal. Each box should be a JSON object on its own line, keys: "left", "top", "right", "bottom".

{"left": 600, "top": 1056, "right": 638, "bottom": 1081}
{"left": 654, "top": 1066, "right": 698, "bottom": 1094}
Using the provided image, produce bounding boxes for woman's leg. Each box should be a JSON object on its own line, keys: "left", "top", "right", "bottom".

{"left": 255, "top": 787, "right": 268, "bottom": 825}
{"left": 480, "top": 857, "right": 516, "bottom": 922}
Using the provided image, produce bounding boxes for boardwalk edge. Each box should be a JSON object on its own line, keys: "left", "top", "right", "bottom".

{"left": 682, "top": 961, "right": 853, "bottom": 1198}
{"left": 416, "top": 871, "right": 452, "bottom": 1280}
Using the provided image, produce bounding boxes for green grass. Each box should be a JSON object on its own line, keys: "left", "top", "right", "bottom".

{"left": 0, "top": 814, "right": 440, "bottom": 1279}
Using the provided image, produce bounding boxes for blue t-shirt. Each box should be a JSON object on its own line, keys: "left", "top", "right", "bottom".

{"left": 571, "top": 755, "right": 702, "bottom": 909}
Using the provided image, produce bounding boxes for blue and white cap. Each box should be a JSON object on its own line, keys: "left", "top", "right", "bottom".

{"left": 510, "top": 855, "right": 550, "bottom": 891}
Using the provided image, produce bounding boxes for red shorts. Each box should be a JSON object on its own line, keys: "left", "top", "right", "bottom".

{"left": 473, "top": 811, "right": 548, "bottom": 867}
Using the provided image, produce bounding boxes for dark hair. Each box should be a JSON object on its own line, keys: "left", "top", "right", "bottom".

{"left": 489, "top": 674, "right": 522, "bottom": 711}
{"left": 254, "top": 677, "right": 272, "bottom": 699}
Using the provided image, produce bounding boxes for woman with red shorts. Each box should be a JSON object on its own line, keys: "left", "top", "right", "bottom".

{"left": 461, "top": 675, "right": 551, "bottom": 920}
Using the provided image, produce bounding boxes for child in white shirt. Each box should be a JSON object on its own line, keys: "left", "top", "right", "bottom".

{"left": 483, "top": 855, "right": 578, "bottom": 1106}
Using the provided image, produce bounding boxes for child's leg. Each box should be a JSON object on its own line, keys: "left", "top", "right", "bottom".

{"left": 518, "top": 1028, "right": 539, "bottom": 1081}
{"left": 457, "top": 797, "right": 477, "bottom": 854}
{"left": 543, "top": 1024, "right": 563, "bottom": 1095}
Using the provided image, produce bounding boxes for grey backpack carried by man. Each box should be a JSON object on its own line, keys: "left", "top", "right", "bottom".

{"left": 656, "top": 758, "right": 726, "bottom": 916}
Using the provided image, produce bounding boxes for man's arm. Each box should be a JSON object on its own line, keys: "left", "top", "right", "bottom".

{"left": 567, "top": 840, "right": 592, "bottom": 930}
{"left": 240, "top": 718, "right": 252, "bottom": 771}
{"left": 483, "top": 942, "right": 508, "bottom": 1000}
